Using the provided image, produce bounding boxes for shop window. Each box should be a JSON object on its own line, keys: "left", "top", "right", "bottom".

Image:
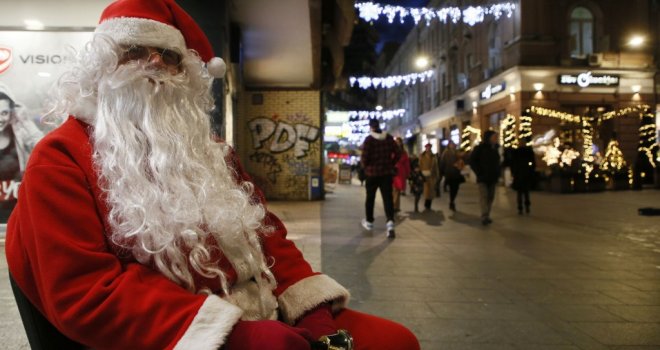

{"left": 569, "top": 6, "right": 594, "bottom": 58}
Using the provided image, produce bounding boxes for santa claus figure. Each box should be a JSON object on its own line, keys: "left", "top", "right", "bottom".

{"left": 5, "top": 0, "right": 419, "bottom": 349}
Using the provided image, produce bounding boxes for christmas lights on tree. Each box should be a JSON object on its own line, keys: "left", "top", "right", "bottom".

{"left": 601, "top": 140, "right": 627, "bottom": 173}
{"left": 638, "top": 109, "right": 658, "bottom": 169}
{"left": 518, "top": 111, "right": 533, "bottom": 145}
{"left": 581, "top": 117, "right": 595, "bottom": 183}
{"left": 355, "top": 2, "right": 516, "bottom": 27}
{"left": 499, "top": 114, "right": 517, "bottom": 148}
{"left": 460, "top": 125, "right": 481, "bottom": 152}
{"left": 349, "top": 70, "right": 434, "bottom": 90}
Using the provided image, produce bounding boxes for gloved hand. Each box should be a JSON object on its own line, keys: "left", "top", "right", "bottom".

{"left": 294, "top": 303, "right": 338, "bottom": 340}
{"left": 224, "top": 320, "right": 313, "bottom": 350}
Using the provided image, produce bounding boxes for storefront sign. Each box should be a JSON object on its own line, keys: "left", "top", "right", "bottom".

{"left": 558, "top": 72, "right": 619, "bottom": 88}
{"left": 480, "top": 82, "right": 506, "bottom": 100}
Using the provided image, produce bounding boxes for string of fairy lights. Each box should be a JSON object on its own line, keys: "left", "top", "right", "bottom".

{"left": 354, "top": 1, "right": 516, "bottom": 26}
{"left": 518, "top": 112, "right": 533, "bottom": 144}
{"left": 349, "top": 70, "right": 434, "bottom": 90}
{"left": 601, "top": 140, "right": 627, "bottom": 173}
{"left": 499, "top": 114, "right": 517, "bottom": 148}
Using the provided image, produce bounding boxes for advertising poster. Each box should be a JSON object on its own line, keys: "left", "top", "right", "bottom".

{"left": 0, "top": 30, "right": 92, "bottom": 222}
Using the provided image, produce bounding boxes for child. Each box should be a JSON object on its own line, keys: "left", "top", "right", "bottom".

{"left": 409, "top": 166, "right": 426, "bottom": 213}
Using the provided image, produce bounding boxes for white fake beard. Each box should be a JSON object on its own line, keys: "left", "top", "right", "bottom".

{"left": 91, "top": 63, "right": 275, "bottom": 298}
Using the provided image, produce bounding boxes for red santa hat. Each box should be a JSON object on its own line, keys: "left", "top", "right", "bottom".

{"left": 95, "top": 0, "right": 226, "bottom": 77}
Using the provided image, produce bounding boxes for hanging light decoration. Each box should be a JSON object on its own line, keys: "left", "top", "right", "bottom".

{"left": 349, "top": 70, "right": 434, "bottom": 90}
{"left": 347, "top": 109, "right": 406, "bottom": 121}
{"left": 529, "top": 106, "right": 581, "bottom": 123}
{"left": 355, "top": 2, "right": 516, "bottom": 27}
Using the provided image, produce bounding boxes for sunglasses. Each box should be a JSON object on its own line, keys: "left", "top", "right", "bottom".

{"left": 121, "top": 45, "right": 183, "bottom": 67}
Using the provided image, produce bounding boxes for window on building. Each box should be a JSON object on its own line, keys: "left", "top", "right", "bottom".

{"left": 488, "top": 21, "right": 502, "bottom": 72}
{"left": 569, "top": 6, "right": 594, "bottom": 58}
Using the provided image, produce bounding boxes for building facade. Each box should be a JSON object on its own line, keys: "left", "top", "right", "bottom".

{"left": 380, "top": 0, "right": 658, "bottom": 174}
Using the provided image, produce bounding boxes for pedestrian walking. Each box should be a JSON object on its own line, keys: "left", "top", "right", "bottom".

{"left": 392, "top": 137, "right": 410, "bottom": 213}
{"left": 360, "top": 119, "right": 401, "bottom": 238}
{"left": 445, "top": 152, "right": 465, "bottom": 211}
{"left": 470, "top": 130, "right": 501, "bottom": 225}
{"left": 438, "top": 141, "right": 458, "bottom": 196}
{"left": 419, "top": 143, "right": 438, "bottom": 210}
{"left": 409, "top": 165, "right": 426, "bottom": 212}
{"left": 511, "top": 138, "right": 536, "bottom": 214}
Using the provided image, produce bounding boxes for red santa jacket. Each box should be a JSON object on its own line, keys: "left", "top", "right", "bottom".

{"left": 5, "top": 117, "right": 349, "bottom": 350}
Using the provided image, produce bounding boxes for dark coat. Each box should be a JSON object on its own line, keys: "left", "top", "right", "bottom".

{"left": 409, "top": 170, "right": 425, "bottom": 195}
{"left": 511, "top": 146, "right": 536, "bottom": 191}
{"left": 470, "top": 136, "right": 501, "bottom": 185}
{"left": 360, "top": 131, "right": 401, "bottom": 177}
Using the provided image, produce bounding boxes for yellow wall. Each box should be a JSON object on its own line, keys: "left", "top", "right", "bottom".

{"left": 238, "top": 90, "right": 321, "bottom": 200}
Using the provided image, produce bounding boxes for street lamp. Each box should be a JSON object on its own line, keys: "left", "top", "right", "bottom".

{"left": 415, "top": 56, "right": 429, "bottom": 69}
{"left": 628, "top": 35, "right": 645, "bottom": 47}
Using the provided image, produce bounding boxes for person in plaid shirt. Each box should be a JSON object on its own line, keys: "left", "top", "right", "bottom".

{"left": 360, "top": 119, "right": 401, "bottom": 238}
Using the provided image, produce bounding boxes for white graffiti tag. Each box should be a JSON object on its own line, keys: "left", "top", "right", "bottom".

{"left": 248, "top": 117, "right": 319, "bottom": 158}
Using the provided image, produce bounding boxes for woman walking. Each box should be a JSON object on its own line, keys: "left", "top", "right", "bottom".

{"left": 444, "top": 152, "right": 465, "bottom": 211}
{"left": 392, "top": 137, "right": 410, "bottom": 213}
{"left": 418, "top": 143, "right": 438, "bottom": 210}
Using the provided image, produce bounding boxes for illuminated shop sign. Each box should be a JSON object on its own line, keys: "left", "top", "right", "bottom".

{"left": 558, "top": 71, "right": 619, "bottom": 88}
{"left": 480, "top": 82, "right": 506, "bottom": 100}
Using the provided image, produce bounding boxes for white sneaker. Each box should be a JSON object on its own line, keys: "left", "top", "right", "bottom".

{"left": 386, "top": 220, "right": 395, "bottom": 238}
{"left": 361, "top": 219, "right": 374, "bottom": 231}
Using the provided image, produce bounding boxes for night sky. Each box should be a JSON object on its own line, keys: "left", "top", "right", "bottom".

{"left": 371, "top": 0, "right": 431, "bottom": 53}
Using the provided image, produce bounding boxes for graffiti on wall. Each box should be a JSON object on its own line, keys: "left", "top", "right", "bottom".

{"left": 246, "top": 113, "right": 320, "bottom": 200}
{"left": 248, "top": 117, "right": 320, "bottom": 158}
{"left": 248, "top": 151, "right": 282, "bottom": 184}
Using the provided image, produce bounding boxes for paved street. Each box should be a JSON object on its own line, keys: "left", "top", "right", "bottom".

{"left": 2, "top": 182, "right": 660, "bottom": 349}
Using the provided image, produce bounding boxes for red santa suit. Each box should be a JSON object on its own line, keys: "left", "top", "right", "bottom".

{"left": 5, "top": 117, "right": 353, "bottom": 349}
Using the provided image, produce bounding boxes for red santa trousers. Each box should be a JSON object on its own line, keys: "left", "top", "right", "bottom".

{"left": 335, "top": 308, "right": 420, "bottom": 350}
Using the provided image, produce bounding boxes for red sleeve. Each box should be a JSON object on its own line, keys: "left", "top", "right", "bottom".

{"left": 6, "top": 140, "right": 242, "bottom": 349}
{"left": 227, "top": 147, "right": 350, "bottom": 324}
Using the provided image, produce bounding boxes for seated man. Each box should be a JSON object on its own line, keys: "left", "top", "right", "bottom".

{"left": 4, "top": 0, "right": 420, "bottom": 349}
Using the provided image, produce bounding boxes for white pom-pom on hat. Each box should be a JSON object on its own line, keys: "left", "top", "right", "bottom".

{"left": 207, "top": 57, "right": 226, "bottom": 78}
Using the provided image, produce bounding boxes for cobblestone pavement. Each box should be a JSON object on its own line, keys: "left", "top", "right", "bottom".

{"left": 1, "top": 182, "right": 659, "bottom": 349}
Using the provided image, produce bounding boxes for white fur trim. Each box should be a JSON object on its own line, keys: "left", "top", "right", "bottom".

{"left": 69, "top": 93, "right": 98, "bottom": 123}
{"left": 370, "top": 131, "right": 387, "bottom": 140}
{"left": 96, "top": 17, "right": 186, "bottom": 52}
{"left": 207, "top": 57, "right": 226, "bottom": 78}
{"left": 277, "top": 274, "right": 350, "bottom": 325}
{"left": 173, "top": 295, "right": 243, "bottom": 350}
